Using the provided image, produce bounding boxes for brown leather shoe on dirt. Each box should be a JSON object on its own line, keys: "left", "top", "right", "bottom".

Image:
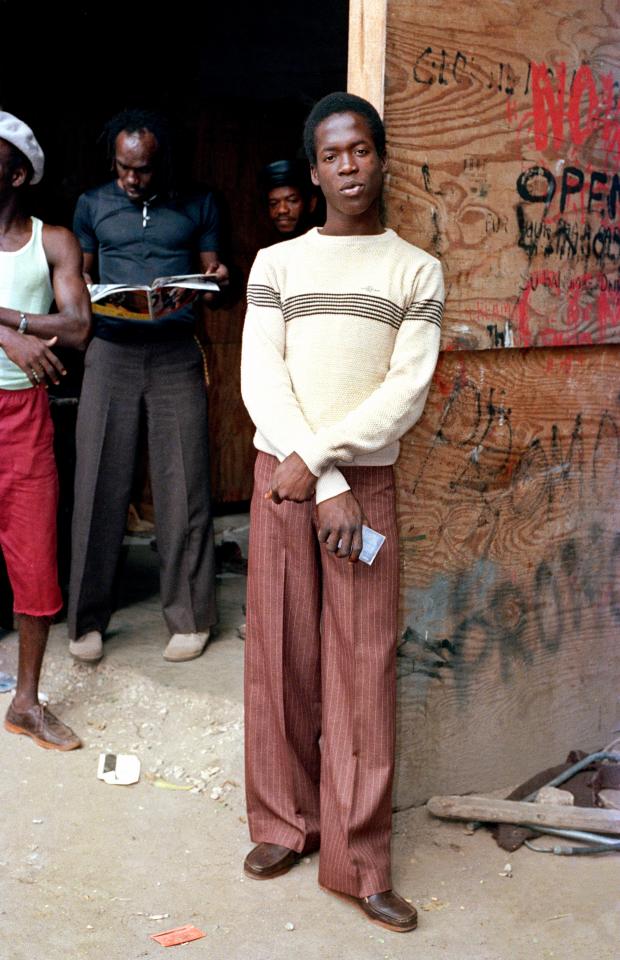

{"left": 4, "top": 701, "right": 82, "bottom": 751}
{"left": 322, "top": 887, "right": 418, "bottom": 932}
{"left": 244, "top": 842, "right": 300, "bottom": 879}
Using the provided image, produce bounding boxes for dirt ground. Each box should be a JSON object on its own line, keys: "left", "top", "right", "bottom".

{"left": 0, "top": 524, "right": 617, "bottom": 960}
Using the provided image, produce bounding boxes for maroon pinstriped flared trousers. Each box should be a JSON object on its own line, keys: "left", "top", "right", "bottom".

{"left": 245, "top": 452, "right": 399, "bottom": 898}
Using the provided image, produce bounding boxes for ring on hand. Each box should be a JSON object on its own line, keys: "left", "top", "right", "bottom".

{"left": 31, "top": 369, "right": 40, "bottom": 384}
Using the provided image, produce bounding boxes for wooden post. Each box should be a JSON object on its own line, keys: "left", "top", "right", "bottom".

{"left": 347, "top": 0, "right": 388, "bottom": 113}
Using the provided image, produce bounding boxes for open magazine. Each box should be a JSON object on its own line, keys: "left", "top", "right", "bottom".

{"left": 88, "top": 274, "right": 220, "bottom": 322}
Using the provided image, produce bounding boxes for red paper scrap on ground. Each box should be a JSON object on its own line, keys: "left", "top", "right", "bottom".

{"left": 150, "top": 924, "right": 206, "bottom": 947}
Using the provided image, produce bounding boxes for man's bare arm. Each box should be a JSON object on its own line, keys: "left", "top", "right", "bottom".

{"left": 81, "top": 251, "right": 96, "bottom": 285}
{"left": 0, "top": 225, "right": 91, "bottom": 350}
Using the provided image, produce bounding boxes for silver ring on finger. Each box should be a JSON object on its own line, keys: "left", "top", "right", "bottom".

{"left": 31, "top": 369, "right": 40, "bottom": 384}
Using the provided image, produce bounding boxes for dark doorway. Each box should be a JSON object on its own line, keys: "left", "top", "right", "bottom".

{"left": 0, "top": 1, "right": 349, "bottom": 608}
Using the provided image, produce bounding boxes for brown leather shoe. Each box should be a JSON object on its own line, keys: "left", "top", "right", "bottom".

{"left": 4, "top": 701, "right": 82, "bottom": 751}
{"left": 244, "top": 842, "right": 300, "bottom": 879}
{"left": 322, "top": 887, "right": 418, "bottom": 932}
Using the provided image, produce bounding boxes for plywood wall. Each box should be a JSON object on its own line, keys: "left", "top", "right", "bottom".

{"left": 385, "top": 0, "right": 620, "bottom": 350}
{"left": 392, "top": 345, "right": 620, "bottom": 804}
{"left": 379, "top": 0, "right": 620, "bottom": 804}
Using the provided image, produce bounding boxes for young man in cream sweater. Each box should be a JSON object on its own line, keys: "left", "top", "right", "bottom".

{"left": 240, "top": 92, "right": 444, "bottom": 932}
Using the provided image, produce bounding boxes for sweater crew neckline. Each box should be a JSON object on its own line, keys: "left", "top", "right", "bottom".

{"left": 305, "top": 227, "right": 396, "bottom": 245}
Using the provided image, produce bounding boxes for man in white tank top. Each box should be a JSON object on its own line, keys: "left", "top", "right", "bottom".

{"left": 0, "top": 111, "right": 91, "bottom": 750}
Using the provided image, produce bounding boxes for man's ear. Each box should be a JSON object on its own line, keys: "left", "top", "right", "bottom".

{"left": 310, "top": 165, "right": 320, "bottom": 187}
{"left": 10, "top": 166, "right": 27, "bottom": 189}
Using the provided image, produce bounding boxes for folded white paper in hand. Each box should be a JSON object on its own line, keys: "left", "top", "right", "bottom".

{"left": 359, "top": 525, "right": 386, "bottom": 565}
{"left": 337, "top": 525, "right": 386, "bottom": 565}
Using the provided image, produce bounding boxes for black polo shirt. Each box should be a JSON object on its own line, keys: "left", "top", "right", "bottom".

{"left": 73, "top": 181, "right": 220, "bottom": 343}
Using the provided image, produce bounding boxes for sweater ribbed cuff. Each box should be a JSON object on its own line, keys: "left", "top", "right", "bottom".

{"left": 294, "top": 437, "right": 331, "bottom": 478}
{"left": 315, "top": 466, "right": 351, "bottom": 505}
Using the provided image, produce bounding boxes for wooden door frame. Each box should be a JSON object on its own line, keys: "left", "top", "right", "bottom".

{"left": 347, "top": 0, "right": 388, "bottom": 113}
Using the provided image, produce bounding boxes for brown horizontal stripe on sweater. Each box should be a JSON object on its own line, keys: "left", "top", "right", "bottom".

{"left": 281, "top": 293, "right": 404, "bottom": 329}
{"left": 404, "top": 298, "right": 444, "bottom": 328}
{"left": 247, "top": 284, "right": 282, "bottom": 308}
{"left": 248, "top": 287, "right": 444, "bottom": 332}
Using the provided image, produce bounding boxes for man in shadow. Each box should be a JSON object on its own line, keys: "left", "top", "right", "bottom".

{"left": 259, "top": 158, "right": 319, "bottom": 242}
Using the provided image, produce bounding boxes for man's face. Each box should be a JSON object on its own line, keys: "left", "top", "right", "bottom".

{"left": 0, "top": 140, "right": 13, "bottom": 194}
{"left": 267, "top": 185, "right": 306, "bottom": 235}
{"left": 310, "top": 111, "right": 386, "bottom": 219}
{"left": 114, "top": 130, "right": 159, "bottom": 201}
{"left": 0, "top": 138, "right": 26, "bottom": 195}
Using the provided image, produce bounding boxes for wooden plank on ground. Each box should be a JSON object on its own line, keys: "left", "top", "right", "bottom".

{"left": 427, "top": 794, "right": 620, "bottom": 835}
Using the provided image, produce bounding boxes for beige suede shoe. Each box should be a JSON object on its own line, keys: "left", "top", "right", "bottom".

{"left": 69, "top": 630, "right": 103, "bottom": 663}
{"left": 163, "top": 630, "right": 210, "bottom": 662}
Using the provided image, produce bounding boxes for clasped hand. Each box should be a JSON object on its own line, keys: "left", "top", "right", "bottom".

{"left": 267, "top": 453, "right": 366, "bottom": 562}
{"left": 1, "top": 329, "right": 65, "bottom": 386}
{"left": 267, "top": 452, "right": 317, "bottom": 503}
{"left": 317, "top": 491, "right": 366, "bottom": 563}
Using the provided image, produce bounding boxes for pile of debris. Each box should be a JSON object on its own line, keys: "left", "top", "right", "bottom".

{"left": 427, "top": 738, "right": 620, "bottom": 856}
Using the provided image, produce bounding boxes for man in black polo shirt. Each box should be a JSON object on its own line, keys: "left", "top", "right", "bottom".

{"left": 68, "top": 109, "right": 228, "bottom": 664}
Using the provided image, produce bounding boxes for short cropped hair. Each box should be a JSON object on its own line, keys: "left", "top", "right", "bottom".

{"left": 303, "top": 92, "right": 386, "bottom": 165}
{"left": 102, "top": 108, "right": 175, "bottom": 195}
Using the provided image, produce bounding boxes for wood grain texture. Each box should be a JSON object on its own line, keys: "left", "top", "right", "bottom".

{"left": 393, "top": 345, "right": 620, "bottom": 807}
{"left": 191, "top": 102, "right": 314, "bottom": 502}
{"left": 427, "top": 795, "right": 620, "bottom": 833}
{"left": 201, "top": 340, "right": 256, "bottom": 504}
{"left": 348, "top": 0, "right": 388, "bottom": 113}
{"left": 384, "top": 0, "right": 620, "bottom": 349}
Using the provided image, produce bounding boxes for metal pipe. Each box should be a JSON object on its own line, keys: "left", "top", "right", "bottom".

{"left": 524, "top": 839, "right": 620, "bottom": 855}
{"left": 522, "top": 824, "right": 620, "bottom": 846}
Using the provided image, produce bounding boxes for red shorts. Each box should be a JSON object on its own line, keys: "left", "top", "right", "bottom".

{"left": 0, "top": 387, "right": 62, "bottom": 617}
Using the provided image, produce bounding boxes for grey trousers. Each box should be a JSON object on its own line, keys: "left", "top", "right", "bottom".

{"left": 68, "top": 336, "right": 216, "bottom": 639}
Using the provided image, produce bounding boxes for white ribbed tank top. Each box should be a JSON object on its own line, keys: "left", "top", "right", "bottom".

{"left": 0, "top": 217, "right": 54, "bottom": 390}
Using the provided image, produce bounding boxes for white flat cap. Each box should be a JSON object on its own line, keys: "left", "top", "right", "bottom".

{"left": 0, "top": 111, "right": 45, "bottom": 185}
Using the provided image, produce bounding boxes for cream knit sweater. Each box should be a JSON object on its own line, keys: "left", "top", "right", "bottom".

{"left": 241, "top": 227, "right": 444, "bottom": 503}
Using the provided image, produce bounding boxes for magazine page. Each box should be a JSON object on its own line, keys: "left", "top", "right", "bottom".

{"left": 88, "top": 275, "right": 219, "bottom": 321}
